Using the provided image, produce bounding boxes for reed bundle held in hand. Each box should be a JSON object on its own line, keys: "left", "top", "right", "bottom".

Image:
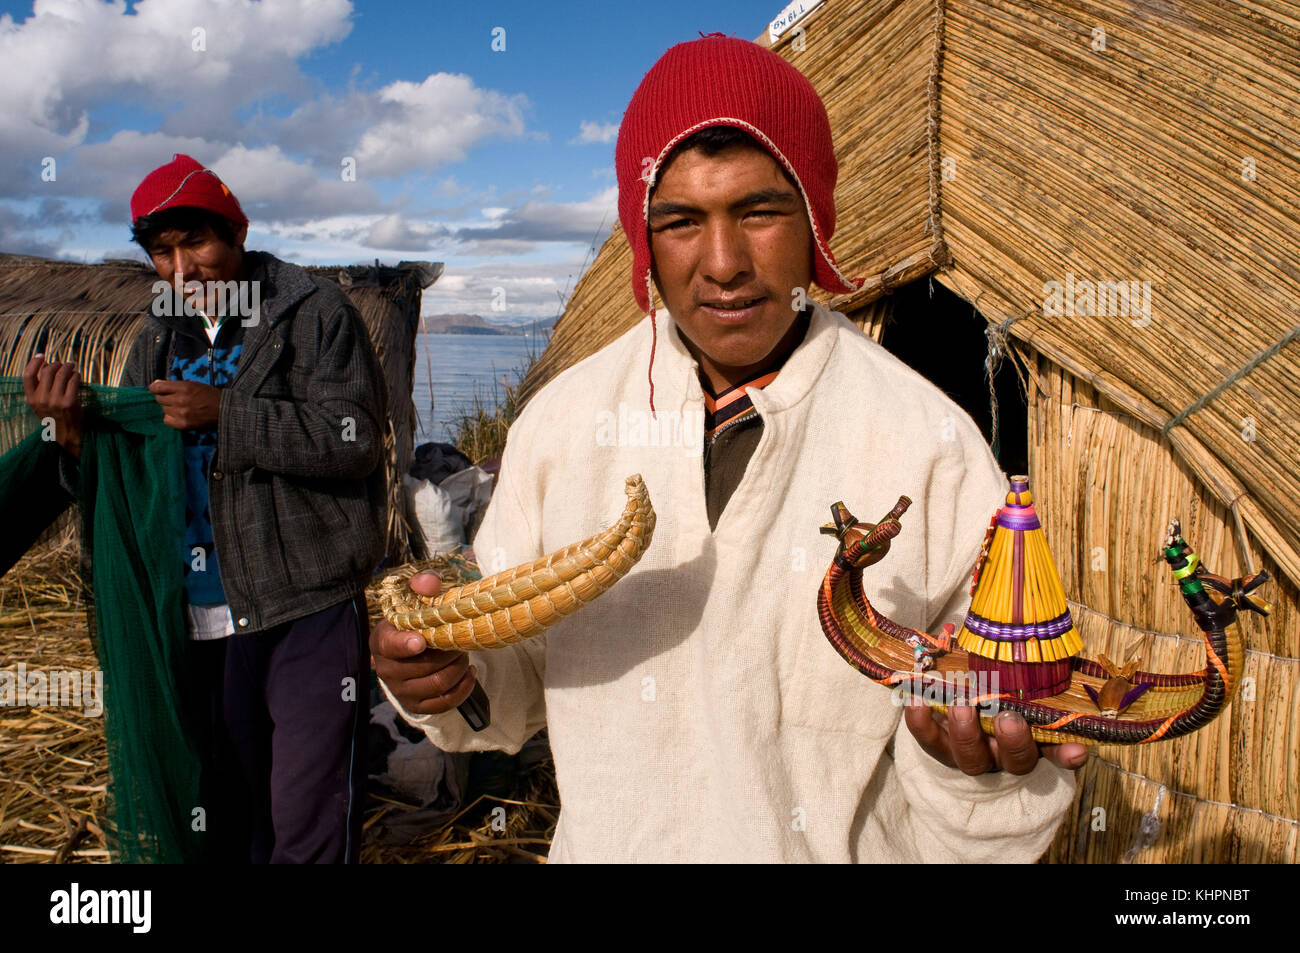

{"left": 377, "top": 474, "right": 656, "bottom": 650}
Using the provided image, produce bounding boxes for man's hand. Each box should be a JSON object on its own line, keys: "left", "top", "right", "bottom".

{"left": 148, "top": 379, "right": 222, "bottom": 430}
{"left": 22, "top": 354, "right": 83, "bottom": 458}
{"left": 370, "top": 572, "right": 478, "bottom": 715}
{"left": 905, "top": 701, "right": 1088, "bottom": 775}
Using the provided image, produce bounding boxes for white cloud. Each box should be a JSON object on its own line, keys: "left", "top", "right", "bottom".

{"left": 433, "top": 176, "right": 467, "bottom": 198}
{"left": 211, "top": 143, "right": 381, "bottom": 221}
{"left": 363, "top": 213, "right": 445, "bottom": 251}
{"left": 67, "top": 129, "right": 213, "bottom": 205}
{"left": 0, "top": 1, "right": 572, "bottom": 262}
{"left": 455, "top": 185, "right": 617, "bottom": 245}
{"left": 421, "top": 260, "right": 583, "bottom": 320}
{"left": 65, "top": 134, "right": 383, "bottom": 224}
{"left": 572, "top": 120, "right": 618, "bottom": 145}
{"left": 0, "top": 0, "right": 353, "bottom": 159}
{"left": 352, "top": 73, "right": 528, "bottom": 177}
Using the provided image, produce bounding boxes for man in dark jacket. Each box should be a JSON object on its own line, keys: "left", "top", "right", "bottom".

{"left": 23, "top": 154, "right": 388, "bottom": 863}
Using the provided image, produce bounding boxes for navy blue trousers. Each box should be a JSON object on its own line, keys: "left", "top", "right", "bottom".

{"left": 219, "top": 594, "right": 370, "bottom": 864}
{"left": 186, "top": 637, "right": 252, "bottom": 864}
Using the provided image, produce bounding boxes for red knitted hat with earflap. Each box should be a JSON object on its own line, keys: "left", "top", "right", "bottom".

{"left": 614, "top": 34, "right": 860, "bottom": 411}
{"left": 615, "top": 34, "right": 859, "bottom": 314}
{"left": 130, "top": 154, "right": 248, "bottom": 226}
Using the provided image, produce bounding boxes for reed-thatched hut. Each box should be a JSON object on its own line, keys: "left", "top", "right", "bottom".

{"left": 517, "top": 0, "right": 1300, "bottom": 863}
{"left": 0, "top": 253, "right": 442, "bottom": 565}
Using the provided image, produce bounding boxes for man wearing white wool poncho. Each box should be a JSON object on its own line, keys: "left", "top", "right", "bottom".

{"left": 372, "top": 34, "right": 1084, "bottom": 862}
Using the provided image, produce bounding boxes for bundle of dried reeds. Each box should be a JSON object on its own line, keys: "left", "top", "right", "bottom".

{"left": 936, "top": 0, "right": 1300, "bottom": 581}
{"left": 0, "top": 537, "right": 110, "bottom": 863}
{"left": 378, "top": 475, "right": 655, "bottom": 650}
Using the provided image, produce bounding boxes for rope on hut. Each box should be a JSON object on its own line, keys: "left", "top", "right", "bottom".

{"left": 1098, "top": 758, "right": 1300, "bottom": 831}
{"left": 1121, "top": 783, "right": 1165, "bottom": 864}
{"left": 980, "top": 302, "right": 1032, "bottom": 458}
{"left": 1162, "top": 320, "right": 1300, "bottom": 437}
{"left": 972, "top": 281, "right": 1281, "bottom": 579}
{"left": 924, "top": 0, "right": 949, "bottom": 262}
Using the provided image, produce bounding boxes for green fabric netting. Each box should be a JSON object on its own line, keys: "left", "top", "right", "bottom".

{"left": 0, "top": 377, "right": 204, "bottom": 863}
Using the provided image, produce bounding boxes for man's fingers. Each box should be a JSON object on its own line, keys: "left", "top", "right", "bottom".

{"left": 408, "top": 571, "right": 443, "bottom": 597}
{"left": 903, "top": 703, "right": 955, "bottom": 769}
{"left": 399, "top": 652, "right": 470, "bottom": 696}
{"left": 947, "top": 705, "right": 995, "bottom": 775}
{"left": 370, "top": 615, "right": 475, "bottom": 715}
{"left": 371, "top": 619, "right": 429, "bottom": 660}
{"left": 52, "top": 363, "right": 80, "bottom": 404}
{"left": 34, "top": 361, "right": 57, "bottom": 402}
{"left": 991, "top": 710, "right": 1039, "bottom": 775}
{"left": 395, "top": 657, "right": 475, "bottom": 714}
{"left": 402, "top": 666, "right": 478, "bottom": 716}
{"left": 22, "top": 354, "right": 45, "bottom": 397}
{"left": 1039, "top": 741, "right": 1090, "bottom": 771}
{"left": 148, "top": 379, "right": 178, "bottom": 394}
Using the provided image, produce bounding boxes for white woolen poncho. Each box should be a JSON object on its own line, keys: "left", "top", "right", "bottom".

{"left": 389, "top": 303, "right": 1077, "bottom": 862}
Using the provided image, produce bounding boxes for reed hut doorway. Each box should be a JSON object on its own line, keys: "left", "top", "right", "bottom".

{"left": 878, "top": 278, "right": 1028, "bottom": 476}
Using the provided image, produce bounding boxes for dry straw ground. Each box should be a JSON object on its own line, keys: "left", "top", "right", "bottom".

{"left": 0, "top": 539, "right": 558, "bottom": 864}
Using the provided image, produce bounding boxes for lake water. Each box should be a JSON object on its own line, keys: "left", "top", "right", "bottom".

{"left": 411, "top": 332, "right": 547, "bottom": 443}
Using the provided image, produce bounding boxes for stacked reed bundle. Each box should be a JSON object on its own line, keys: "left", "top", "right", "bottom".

{"left": 308, "top": 262, "right": 443, "bottom": 565}
{"left": 0, "top": 256, "right": 151, "bottom": 385}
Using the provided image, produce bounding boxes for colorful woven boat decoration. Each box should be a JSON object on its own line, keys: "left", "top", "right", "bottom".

{"left": 815, "top": 476, "right": 1271, "bottom": 745}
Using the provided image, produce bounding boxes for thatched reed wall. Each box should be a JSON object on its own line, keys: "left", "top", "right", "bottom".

{"left": 1028, "top": 355, "right": 1298, "bottom": 862}
{"left": 0, "top": 253, "right": 441, "bottom": 565}
{"left": 926, "top": 0, "right": 1300, "bottom": 862}
{"left": 934, "top": 0, "right": 1300, "bottom": 586}
{"left": 512, "top": 0, "right": 1300, "bottom": 861}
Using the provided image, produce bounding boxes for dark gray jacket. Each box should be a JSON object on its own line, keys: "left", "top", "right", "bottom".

{"left": 121, "top": 251, "right": 388, "bottom": 632}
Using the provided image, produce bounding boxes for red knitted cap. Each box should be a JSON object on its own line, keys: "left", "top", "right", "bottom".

{"left": 129, "top": 154, "right": 248, "bottom": 226}
{"left": 615, "top": 34, "right": 860, "bottom": 314}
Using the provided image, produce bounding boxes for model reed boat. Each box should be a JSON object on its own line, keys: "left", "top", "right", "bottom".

{"left": 816, "top": 476, "right": 1270, "bottom": 745}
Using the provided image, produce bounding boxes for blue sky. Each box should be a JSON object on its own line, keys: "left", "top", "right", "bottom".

{"left": 0, "top": 0, "right": 783, "bottom": 320}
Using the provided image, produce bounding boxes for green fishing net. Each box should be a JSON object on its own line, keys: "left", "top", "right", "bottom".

{"left": 0, "top": 377, "right": 204, "bottom": 863}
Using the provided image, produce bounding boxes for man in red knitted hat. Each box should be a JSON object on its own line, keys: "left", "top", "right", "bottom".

{"left": 24, "top": 154, "right": 387, "bottom": 864}
{"left": 372, "top": 35, "right": 1082, "bottom": 862}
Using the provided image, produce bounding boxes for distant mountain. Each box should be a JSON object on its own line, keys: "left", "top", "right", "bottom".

{"left": 422, "top": 313, "right": 556, "bottom": 336}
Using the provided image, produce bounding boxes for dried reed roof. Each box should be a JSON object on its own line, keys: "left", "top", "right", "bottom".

{"left": 0, "top": 253, "right": 442, "bottom": 564}
{"left": 521, "top": 0, "right": 1300, "bottom": 584}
